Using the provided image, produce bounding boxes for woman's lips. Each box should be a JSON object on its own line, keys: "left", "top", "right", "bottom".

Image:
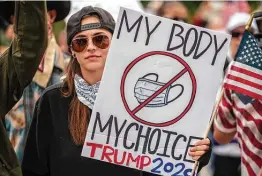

{"left": 87, "top": 55, "right": 100, "bottom": 60}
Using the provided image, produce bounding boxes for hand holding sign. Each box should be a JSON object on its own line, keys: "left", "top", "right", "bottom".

{"left": 188, "top": 138, "right": 210, "bottom": 161}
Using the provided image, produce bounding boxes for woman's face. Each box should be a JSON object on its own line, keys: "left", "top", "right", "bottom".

{"left": 71, "top": 16, "right": 112, "bottom": 75}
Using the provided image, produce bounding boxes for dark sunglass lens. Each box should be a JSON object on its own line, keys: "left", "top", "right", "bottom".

{"left": 72, "top": 38, "right": 88, "bottom": 52}
{"left": 93, "top": 35, "right": 109, "bottom": 49}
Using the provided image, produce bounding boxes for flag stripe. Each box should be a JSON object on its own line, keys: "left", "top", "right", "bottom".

{"left": 238, "top": 133, "right": 261, "bottom": 170}
{"left": 214, "top": 116, "right": 236, "bottom": 133}
{"left": 231, "top": 65, "right": 262, "bottom": 80}
{"left": 233, "top": 61, "right": 262, "bottom": 75}
{"left": 218, "top": 108, "right": 236, "bottom": 129}
{"left": 224, "top": 80, "right": 262, "bottom": 96}
{"left": 224, "top": 83, "right": 262, "bottom": 101}
{"left": 226, "top": 74, "right": 262, "bottom": 90}
{"left": 237, "top": 120, "right": 262, "bottom": 154}
{"left": 234, "top": 100, "right": 262, "bottom": 133}
{"left": 250, "top": 100, "right": 262, "bottom": 117}
{"left": 220, "top": 99, "right": 236, "bottom": 125}
{"left": 241, "top": 144, "right": 258, "bottom": 176}
{"left": 230, "top": 70, "right": 262, "bottom": 86}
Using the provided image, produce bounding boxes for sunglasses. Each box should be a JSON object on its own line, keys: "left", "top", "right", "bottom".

{"left": 71, "top": 35, "right": 110, "bottom": 52}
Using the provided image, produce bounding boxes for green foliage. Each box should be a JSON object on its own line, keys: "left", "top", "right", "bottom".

{"left": 249, "top": 1, "right": 261, "bottom": 12}
{"left": 140, "top": 1, "right": 150, "bottom": 7}
{"left": 181, "top": 1, "right": 202, "bottom": 17}
{"left": 52, "top": 20, "right": 66, "bottom": 42}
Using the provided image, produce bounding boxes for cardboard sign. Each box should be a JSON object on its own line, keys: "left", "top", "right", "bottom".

{"left": 81, "top": 7, "right": 231, "bottom": 176}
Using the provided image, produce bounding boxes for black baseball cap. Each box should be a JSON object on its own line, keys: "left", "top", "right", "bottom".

{"left": 67, "top": 6, "right": 115, "bottom": 45}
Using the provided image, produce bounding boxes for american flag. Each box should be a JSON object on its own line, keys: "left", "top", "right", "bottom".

{"left": 224, "top": 31, "right": 262, "bottom": 100}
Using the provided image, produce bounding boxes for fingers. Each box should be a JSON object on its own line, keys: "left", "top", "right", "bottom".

{"left": 188, "top": 151, "right": 206, "bottom": 160}
{"left": 188, "top": 138, "right": 210, "bottom": 161}
{"left": 190, "top": 144, "right": 209, "bottom": 152}
{"left": 194, "top": 138, "right": 210, "bottom": 146}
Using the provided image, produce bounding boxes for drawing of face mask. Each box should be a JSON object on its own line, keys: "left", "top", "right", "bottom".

{"left": 134, "top": 73, "right": 184, "bottom": 107}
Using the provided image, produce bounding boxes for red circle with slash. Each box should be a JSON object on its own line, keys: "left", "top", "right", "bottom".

{"left": 120, "top": 51, "right": 197, "bottom": 127}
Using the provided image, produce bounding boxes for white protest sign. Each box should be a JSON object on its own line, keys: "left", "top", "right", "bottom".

{"left": 81, "top": 7, "right": 231, "bottom": 176}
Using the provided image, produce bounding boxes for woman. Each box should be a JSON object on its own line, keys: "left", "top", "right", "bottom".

{"left": 21, "top": 6, "right": 211, "bottom": 176}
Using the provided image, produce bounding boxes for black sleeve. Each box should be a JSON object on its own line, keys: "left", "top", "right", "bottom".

{"left": 22, "top": 94, "right": 52, "bottom": 176}
{"left": 0, "top": 1, "right": 47, "bottom": 117}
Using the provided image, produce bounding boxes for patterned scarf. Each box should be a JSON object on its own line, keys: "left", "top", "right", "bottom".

{"left": 74, "top": 74, "right": 100, "bottom": 109}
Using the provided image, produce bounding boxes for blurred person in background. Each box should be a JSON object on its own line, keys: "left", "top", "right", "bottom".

{"left": 0, "top": 17, "right": 10, "bottom": 55}
{"left": 213, "top": 12, "right": 262, "bottom": 176}
{"left": 222, "top": 1, "right": 251, "bottom": 28}
{"left": 224, "top": 12, "right": 258, "bottom": 70}
{"left": 254, "top": 3, "right": 262, "bottom": 49}
{"left": 211, "top": 12, "right": 258, "bottom": 176}
{"left": 0, "top": 1, "right": 47, "bottom": 175}
{"left": 192, "top": 1, "right": 221, "bottom": 28}
{"left": 2, "top": 1, "right": 71, "bottom": 163}
{"left": 193, "top": 1, "right": 250, "bottom": 29}
{"left": 57, "top": 30, "right": 70, "bottom": 55}
{"left": 156, "top": 1, "right": 189, "bottom": 23}
{"left": 4, "top": 24, "right": 14, "bottom": 42}
{"left": 205, "top": 13, "right": 224, "bottom": 32}
{"left": 144, "top": 1, "right": 163, "bottom": 15}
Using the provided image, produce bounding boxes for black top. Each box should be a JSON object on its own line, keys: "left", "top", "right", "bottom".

{"left": 21, "top": 84, "right": 141, "bottom": 176}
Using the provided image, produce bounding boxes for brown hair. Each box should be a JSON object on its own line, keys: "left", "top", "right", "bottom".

{"left": 62, "top": 57, "right": 89, "bottom": 145}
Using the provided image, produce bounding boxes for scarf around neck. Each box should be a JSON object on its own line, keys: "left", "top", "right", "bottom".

{"left": 74, "top": 74, "right": 100, "bottom": 109}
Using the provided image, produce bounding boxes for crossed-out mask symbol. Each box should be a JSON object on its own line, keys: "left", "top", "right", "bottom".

{"left": 134, "top": 73, "right": 184, "bottom": 107}
{"left": 120, "top": 51, "right": 197, "bottom": 127}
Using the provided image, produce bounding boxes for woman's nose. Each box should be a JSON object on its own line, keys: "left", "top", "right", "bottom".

{"left": 86, "top": 40, "right": 97, "bottom": 51}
